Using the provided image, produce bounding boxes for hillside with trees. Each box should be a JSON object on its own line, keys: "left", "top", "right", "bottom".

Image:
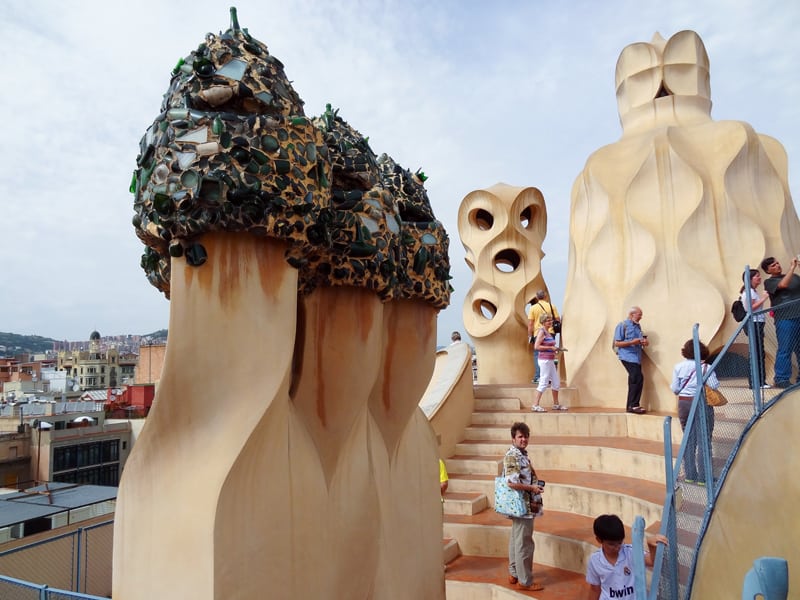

{"left": 0, "top": 332, "right": 57, "bottom": 354}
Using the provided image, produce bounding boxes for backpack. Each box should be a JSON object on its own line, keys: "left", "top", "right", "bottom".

{"left": 612, "top": 322, "right": 626, "bottom": 354}
{"left": 731, "top": 299, "right": 746, "bottom": 322}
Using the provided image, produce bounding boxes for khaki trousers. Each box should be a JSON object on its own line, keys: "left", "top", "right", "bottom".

{"left": 508, "top": 516, "right": 535, "bottom": 586}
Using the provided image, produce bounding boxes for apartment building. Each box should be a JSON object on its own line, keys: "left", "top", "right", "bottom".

{"left": 0, "top": 402, "right": 132, "bottom": 489}
{"left": 57, "top": 331, "right": 137, "bottom": 390}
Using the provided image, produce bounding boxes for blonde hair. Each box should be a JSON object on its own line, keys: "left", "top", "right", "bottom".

{"left": 539, "top": 313, "right": 552, "bottom": 325}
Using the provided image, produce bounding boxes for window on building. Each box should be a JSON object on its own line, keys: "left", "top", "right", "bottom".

{"left": 87, "top": 442, "right": 101, "bottom": 466}
{"left": 76, "top": 445, "right": 89, "bottom": 468}
{"left": 54, "top": 446, "right": 77, "bottom": 471}
{"left": 102, "top": 440, "right": 119, "bottom": 462}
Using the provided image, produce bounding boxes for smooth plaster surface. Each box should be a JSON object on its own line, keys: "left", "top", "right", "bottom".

{"left": 691, "top": 390, "right": 798, "bottom": 598}
{"left": 459, "top": 184, "right": 550, "bottom": 385}
{"left": 113, "top": 233, "right": 445, "bottom": 599}
{"left": 562, "top": 30, "right": 800, "bottom": 411}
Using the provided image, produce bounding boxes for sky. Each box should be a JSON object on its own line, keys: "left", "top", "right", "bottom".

{"left": 2, "top": 0, "right": 799, "bottom": 346}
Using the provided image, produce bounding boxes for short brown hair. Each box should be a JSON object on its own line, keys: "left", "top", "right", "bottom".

{"left": 511, "top": 422, "right": 530, "bottom": 438}
{"left": 681, "top": 339, "right": 710, "bottom": 361}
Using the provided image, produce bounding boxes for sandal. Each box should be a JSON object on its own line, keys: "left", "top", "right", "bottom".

{"left": 531, "top": 405, "right": 545, "bottom": 412}
{"left": 551, "top": 405, "right": 568, "bottom": 411}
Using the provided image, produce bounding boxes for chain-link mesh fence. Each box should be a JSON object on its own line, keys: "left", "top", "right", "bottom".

{"left": 0, "top": 577, "right": 108, "bottom": 600}
{"left": 647, "top": 298, "right": 797, "bottom": 599}
{"left": 0, "top": 575, "right": 41, "bottom": 600}
{"left": 78, "top": 522, "right": 113, "bottom": 597}
{"left": 0, "top": 521, "right": 112, "bottom": 599}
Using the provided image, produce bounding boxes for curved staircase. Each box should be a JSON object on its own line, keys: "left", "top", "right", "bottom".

{"left": 443, "top": 384, "right": 678, "bottom": 599}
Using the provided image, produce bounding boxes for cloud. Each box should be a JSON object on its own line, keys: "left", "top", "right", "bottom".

{"left": 1, "top": 0, "right": 798, "bottom": 346}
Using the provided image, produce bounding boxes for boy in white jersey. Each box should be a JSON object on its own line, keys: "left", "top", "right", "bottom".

{"left": 585, "top": 514, "right": 667, "bottom": 599}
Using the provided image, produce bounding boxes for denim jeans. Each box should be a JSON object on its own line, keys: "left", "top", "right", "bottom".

{"left": 744, "top": 321, "right": 766, "bottom": 387}
{"left": 773, "top": 318, "right": 800, "bottom": 383}
{"left": 678, "top": 400, "right": 715, "bottom": 482}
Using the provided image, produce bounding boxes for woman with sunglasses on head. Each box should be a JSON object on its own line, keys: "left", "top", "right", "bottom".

{"left": 740, "top": 269, "right": 770, "bottom": 389}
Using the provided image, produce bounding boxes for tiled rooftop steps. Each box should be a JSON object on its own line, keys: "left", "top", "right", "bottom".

{"left": 444, "top": 519, "right": 661, "bottom": 600}
{"left": 442, "top": 385, "right": 673, "bottom": 596}
{"left": 443, "top": 505, "right": 662, "bottom": 575}
{"left": 445, "top": 470, "right": 665, "bottom": 526}
{"left": 471, "top": 388, "right": 683, "bottom": 446}
{"left": 449, "top": 435, "right": 674, "bottom": 483}
{"left": 445, "top": 555, "right": 585, "bottom": 599}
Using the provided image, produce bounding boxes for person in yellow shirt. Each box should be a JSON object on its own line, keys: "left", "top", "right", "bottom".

{"left": 527, "top": 290, "right": 560, "bottom": 383}
{"left": 439, "top": 459, "right": 449, "bottom": 497}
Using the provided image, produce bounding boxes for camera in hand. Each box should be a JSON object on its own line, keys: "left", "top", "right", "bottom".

{"left": 537, "top": 480, "right": 545, "bottom": 488}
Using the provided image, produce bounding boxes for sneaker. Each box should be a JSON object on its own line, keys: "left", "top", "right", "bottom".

{"left": 684, "top": 478, "right": 696, "bottom": 484}
{"left": 774, "top": 380, "right": 790, "bottom": 389}
{"left": 531, "top": 405, "right": 545, "bottom": 412}
{"left": 761, "top": 384, "right": 772, "bottom": 389}
{"left": 551, "top": 405, "right": 568, "bottom": 411}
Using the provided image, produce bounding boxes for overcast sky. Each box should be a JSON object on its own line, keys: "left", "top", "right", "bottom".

{"left": 2, "top": 0, "right": 798, "bottom": 346}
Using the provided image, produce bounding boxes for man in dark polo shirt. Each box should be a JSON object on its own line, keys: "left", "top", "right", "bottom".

{"left": 761, "top": 256, "right": 800, "bottom": 387}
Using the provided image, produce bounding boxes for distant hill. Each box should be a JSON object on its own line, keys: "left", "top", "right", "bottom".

{"left": 143, "top": 329, "right": 168, "bottom": 340}
{"left": 0, "top": 332, "right": 57, "bottom": 354}
{"left": 0, "top": 330, "right": 168, "bottom": 356}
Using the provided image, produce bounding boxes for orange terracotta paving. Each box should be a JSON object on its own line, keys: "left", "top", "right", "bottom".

{"left": 446, "top": 402, "right": 674, "bottom": 597}
{"left": 446, "top": 555, "right": 587, "bottom": 599}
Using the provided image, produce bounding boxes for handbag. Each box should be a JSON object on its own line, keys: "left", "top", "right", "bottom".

{"left": 547, "top": 302, "right": 562, "bottom": 334}
{"left": 677, "top": 365, "right": 728, "bottom": 407}
{"left": 494, "top": 476, "right": 527, "bottom": 517}
{"left": 704, "top": 385, "right": 728, "bottom": 407}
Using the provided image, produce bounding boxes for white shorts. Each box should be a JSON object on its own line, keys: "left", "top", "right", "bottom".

{"left": 536, "top": 359, "right": 560, "bottom": 392}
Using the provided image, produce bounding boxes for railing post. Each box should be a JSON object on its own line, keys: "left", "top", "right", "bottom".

{"left": 691, "top": 329, "right": 714, "bottom": 507}
{"left": 75, "top": 526, "right": 82, "bottom": 593}
{"left": 632, "top": 516, "right": 647, "bottom": 600}
{"left": 649, "top": 416, "right": 678, "bottom": 600}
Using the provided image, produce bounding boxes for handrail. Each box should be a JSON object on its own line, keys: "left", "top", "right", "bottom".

{"left": 637, "top": 266, "right": 798, "bottom": 598}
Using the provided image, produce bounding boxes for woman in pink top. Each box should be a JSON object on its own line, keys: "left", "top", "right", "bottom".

{"left": 531, "top": 315, "right": 567, "bottom": 412}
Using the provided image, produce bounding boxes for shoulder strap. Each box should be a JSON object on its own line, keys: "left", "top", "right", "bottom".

{"left": 678, "top": 367, "right": 697, "bottom": 395}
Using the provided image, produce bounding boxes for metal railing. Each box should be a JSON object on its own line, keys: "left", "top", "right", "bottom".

{"left": 0, "top": 521, "right": 112, "bottom": 599}
{"left": 0, "top": 573, "right": 108, "bottom": 599}
{"left": 634, "top": 272, "right": 797, "bottom": 599}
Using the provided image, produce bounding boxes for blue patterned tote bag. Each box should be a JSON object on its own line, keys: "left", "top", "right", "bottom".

{"left": 494, "top": 476, "right": 526, "bottom": 517}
